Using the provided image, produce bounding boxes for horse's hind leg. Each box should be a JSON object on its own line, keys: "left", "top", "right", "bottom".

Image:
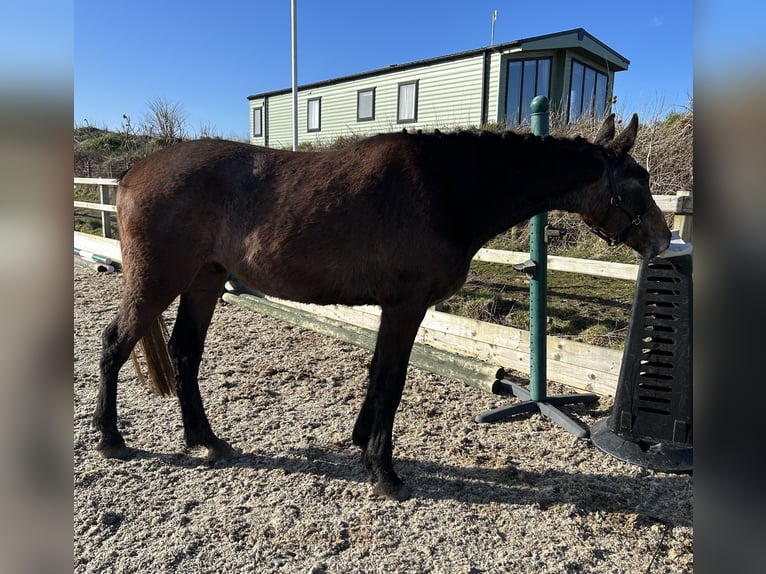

{"left": 95, "top": 298, "right": 172, "bottom": 458}
{"left": 352, "top": 304, "right": 426, "bottom": 501}
{"left": 167, "top": 262, "right": 236, "bottom": 461}
{"left": 94, "top": 256, "right": 211, "bottom": 458}
{"left": 94, "top": 315, "right": 139, "bottom": 458}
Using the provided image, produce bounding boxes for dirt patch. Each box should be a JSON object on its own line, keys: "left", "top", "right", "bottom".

{"left": 74, "top": 265, "right": 692, "bottom": 573}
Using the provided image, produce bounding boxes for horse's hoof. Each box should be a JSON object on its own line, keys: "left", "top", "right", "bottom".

{"left": 96, "top": 440, "right": 134, "bottom": 460}
{"left": 205, "top": 440, "right": 240, "bottom": 462}
{"left": 372, "top": 481, "right": 411, "bottom": 502}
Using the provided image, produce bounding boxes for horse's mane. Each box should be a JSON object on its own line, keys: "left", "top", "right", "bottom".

{"left": 391, "top": 126, "right": 595, "bottom": 153}
{"left": 358, "top": 128, "right": 603, "bottom": 179}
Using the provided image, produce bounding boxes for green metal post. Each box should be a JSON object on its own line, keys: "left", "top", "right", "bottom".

{"left": 474, "top": 94, "right": 599, "bottom": 436}
{"left": 529, "top": 96, "right": 549, "bottom": 402}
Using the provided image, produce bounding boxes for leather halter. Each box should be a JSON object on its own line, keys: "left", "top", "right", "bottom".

{"left": 588, "top": 159, "right": 645, "bottom": 247}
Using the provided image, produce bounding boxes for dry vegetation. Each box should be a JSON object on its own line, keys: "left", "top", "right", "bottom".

{"left": 74, "top": 108, "right": 693, "bottom": 348}
{"left": 491, "top": 108, "right": 693, "bottom": 254}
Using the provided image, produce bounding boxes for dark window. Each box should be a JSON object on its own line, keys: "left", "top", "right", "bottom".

{"left": 357, "top": 88, "right": 376, "bottom": 121}
{"left": 307, "top": 97, "right": 321, "bottom": 132}
{"left": 569, "top": 60, "right": 609, "bottom": 122}
{"left": 397, "top": 81, "right": 418, "bottom": 123}
{"left": 252, "top": 107, "right": 263, "bottom": 137}
{"left": 504, "top": 57, "right": 551, "bottom": 126}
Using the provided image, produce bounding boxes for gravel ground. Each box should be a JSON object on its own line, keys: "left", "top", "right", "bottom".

{"left": 74, "top": 265, "right": 693, "bottom": 573}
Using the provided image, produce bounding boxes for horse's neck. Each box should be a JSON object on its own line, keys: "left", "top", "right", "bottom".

{"left": 448, "top": 135, "right": 604, "bottom": 250}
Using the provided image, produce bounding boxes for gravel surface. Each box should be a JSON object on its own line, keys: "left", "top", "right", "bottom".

{"left": 74, "top": 265, "right": 693, "bottom": 573}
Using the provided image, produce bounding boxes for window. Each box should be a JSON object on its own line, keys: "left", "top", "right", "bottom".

{"left": 357, "top": 88, "right": 376, "bottom": 121}
{"left": 504, "top": 58, "right": 551, "bottom": 126}
{"left": 307, "top": 97, "right": 321, "bottom": 132}
{"left": 397, "top": 81, "right": 418, "bottom": 123}
{"left": 252, "top": 107, "right": 263, "bottom": 137}
{"left": 569, "top": 60, "right": 609, "bottom": 122}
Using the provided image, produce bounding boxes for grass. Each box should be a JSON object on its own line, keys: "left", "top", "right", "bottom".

{"left": 440, "top": 254, "right": 636, "bottom": 349}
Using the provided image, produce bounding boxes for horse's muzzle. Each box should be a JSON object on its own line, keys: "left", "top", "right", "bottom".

{"left": 640, "top": 229, "right": 672, "bottom": 260}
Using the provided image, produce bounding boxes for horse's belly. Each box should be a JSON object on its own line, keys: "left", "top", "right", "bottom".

{"left": 221, "top": 233, "right": 470, "bottom": 308}
{"left": 226, "top": 262, "right": 379, "bottom": 307}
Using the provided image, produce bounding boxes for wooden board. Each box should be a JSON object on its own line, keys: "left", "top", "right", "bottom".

{"left": 73, "top": 232, "right": 122, "bottom": 262}
{"left": 652, "top": 191, "right": 693, "bottom": 214}
{"left": 74, "top": 177, "right": 119, "bottom": 186}
{"left": 74, "top": 201, "right": 117, "bottom": 213}
{"left": 473, "top": 248, "right": 639, "bottom": 280}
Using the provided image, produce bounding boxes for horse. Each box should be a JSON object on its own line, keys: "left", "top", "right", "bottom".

{"left": 93, "top": 113, "right": 670, "bottom": 501}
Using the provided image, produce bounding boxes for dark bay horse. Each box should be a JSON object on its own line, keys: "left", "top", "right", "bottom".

{"left": 94, "top": 114, "right": 670, "bottom": 500}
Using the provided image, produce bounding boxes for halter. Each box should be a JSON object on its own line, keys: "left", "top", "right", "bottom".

{"left": 588, "top": 159, "right": 645, "bottom": 247}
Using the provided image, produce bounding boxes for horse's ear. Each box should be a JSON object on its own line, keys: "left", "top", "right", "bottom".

{"left": 593, "top": 113, "right": 616, "bottom": 146}
{"left": 609, "top": 113, "right": 639, "bottom": 155}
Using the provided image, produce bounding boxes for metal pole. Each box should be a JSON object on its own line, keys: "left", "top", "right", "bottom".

{"left": 529, "top": 95, "right": 549, "bottom": 401}
{"left": 290, "top": 0, "right": 298, "bottom": 152}
{"left": 490, "top": 10, "right": 497, "bottom": 46}
{"left": 474, "top": 94, "right": 599, "bottom": 435}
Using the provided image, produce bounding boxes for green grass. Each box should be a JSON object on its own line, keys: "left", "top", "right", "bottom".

{"left": 74, "top": 185, "right": 119, "bottom": 237}
{"left": 440, "top": 251, "right": 636, "bottom": 350}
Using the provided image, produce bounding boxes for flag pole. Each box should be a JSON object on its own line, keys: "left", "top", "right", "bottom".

{"left": 291, "top": 0, "right": 298, "bottom": 151}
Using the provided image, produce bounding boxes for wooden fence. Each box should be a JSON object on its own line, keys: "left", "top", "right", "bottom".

{"left": 74, "top": 178, "right": 693, "bottom": 396}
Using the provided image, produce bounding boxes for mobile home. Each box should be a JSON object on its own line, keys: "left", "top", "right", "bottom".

{"left": 248, "top": 28, "right": 629, "bottom": 148}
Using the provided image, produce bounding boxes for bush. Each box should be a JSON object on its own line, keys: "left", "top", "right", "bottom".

{"left": 79, "top": 134, "right": 123, "bottom": 153}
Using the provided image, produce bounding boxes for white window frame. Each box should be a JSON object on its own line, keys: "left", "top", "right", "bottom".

{"left": 307, "top": 97, "right": 321, "bottom": 132}
{"left": 397, "top": 80, "right": 419, "bottom": 124}
{"left": 357, "top": 88, "right": 376, "bottom": 122}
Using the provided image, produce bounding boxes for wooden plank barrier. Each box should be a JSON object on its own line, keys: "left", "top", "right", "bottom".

{"left": 474, "top": 248, "right": 640, "bottom": 281}
{"left": 74, "top": 232, "right": 122, "bottom": 264}
{"left": 74, "top": 201, "right": 118, "bottom": 213}
{"left": 233, "top": 293, "right": 622, "bottom": 397}
{"left": 221, "top": 291, "right": 504, "bottom": 395}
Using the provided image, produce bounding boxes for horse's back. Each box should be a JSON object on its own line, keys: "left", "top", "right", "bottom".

{"left": 118, "top": 139, "right": 267, "bottom": 196}
{"left": 114, "top": 135, "right": 470, "bottom": 307}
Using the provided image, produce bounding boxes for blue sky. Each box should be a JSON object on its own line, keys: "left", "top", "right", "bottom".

{"left": 74, "top": 1, "right": 693, "bottom": 140}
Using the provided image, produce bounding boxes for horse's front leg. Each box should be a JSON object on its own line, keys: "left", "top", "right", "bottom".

{"left": 353, "top": 304, "right": 426, "bottom": 501}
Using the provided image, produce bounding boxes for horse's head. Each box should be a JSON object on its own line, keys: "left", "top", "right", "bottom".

{"left": 582, "top": 114, "right": 671, "bottom": 259}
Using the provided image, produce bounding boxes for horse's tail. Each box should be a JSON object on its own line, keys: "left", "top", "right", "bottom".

{"left": 130, "top": 314, "right": 176, "bottom": 397}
